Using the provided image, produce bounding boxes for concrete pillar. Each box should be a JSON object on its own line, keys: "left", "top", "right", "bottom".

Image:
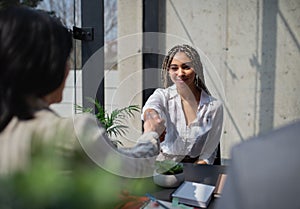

{"left": 114, "top": 0, "right": 143, "bottom": 147}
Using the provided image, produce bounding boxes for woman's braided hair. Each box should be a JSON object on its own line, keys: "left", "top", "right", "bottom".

{"left": 161, "top": 44, "right": 210, "bottom": 95}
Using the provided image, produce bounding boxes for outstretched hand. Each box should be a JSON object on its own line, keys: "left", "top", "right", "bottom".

{"left": 143, "top": 110, "right": 166, "bottom": 141}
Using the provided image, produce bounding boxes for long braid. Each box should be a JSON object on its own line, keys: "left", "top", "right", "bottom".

{"left": 162, "top": 47, "right": 178, "bottom": 87}
{"left": 161, "top": 44, "right": 211, "bottom": 95}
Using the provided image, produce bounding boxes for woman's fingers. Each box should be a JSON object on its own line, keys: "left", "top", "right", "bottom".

{"left": 144, "top": 112, "right": 166, "bottom": 136}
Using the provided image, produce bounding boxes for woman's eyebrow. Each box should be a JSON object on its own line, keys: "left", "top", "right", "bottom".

{"left": 170, "top": 62, "right": 192, "bottom": 66}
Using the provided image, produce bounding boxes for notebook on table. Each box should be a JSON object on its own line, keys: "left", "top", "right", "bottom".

{"left": 171, "top": 181, "right": 215, "bottom": 208}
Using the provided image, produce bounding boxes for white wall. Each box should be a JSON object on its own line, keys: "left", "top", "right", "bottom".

{"left": 114, "top": 0, "right": 143, "bottom": 147}
{"left": 165, "top": 0, "right": 300, "bottom": 162}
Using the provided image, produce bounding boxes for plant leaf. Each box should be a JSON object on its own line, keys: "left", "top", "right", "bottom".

{"left": 78, "top": 97, "right": 141, "bottom": 139}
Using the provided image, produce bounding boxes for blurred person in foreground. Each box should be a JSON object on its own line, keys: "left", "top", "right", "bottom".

{"left": 216, "top": 120, "right": 300, "bottom": 209}
{"left": 0, "top": 5, "right": 165, "bottom": 178}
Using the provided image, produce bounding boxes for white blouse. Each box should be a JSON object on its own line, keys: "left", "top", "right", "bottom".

{"left": 142, "top": 85, "right": 223, "bottom": 164}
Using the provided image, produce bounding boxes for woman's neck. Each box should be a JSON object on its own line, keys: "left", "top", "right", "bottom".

{"left": 26, "top": 96, "right": 49, "bottom": 111}
{"left": 177, "top": 85, "right": 201, "bottom": 103}
{"left": 178, "top": 85, "right": 201, "bottom": 126}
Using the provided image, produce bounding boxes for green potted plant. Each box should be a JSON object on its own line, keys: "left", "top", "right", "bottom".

{"left": 153, "top": 160, "right": 184, "bottom": 188}
{"left": 76, "top": 97, "right": 140, "bottom": 146}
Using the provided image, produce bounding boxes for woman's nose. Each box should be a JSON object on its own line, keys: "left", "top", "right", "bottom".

{"left": 177, "top": 68, "right": 185, "bottom": 76}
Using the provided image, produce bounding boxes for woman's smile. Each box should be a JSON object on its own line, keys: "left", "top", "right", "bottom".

{"left": 169, "top": 52, "right": 196, "bottom": 88}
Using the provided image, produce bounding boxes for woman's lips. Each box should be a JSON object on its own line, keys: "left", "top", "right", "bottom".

{"left": 176, "top": 77, "right": 188, "bottom": 82}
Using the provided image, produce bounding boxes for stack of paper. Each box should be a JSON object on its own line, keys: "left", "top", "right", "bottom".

{"left": 171, "top": 181, "right": 215, "bottom": 208}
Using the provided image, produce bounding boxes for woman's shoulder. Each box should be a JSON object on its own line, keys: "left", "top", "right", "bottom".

{"left": 207, "top": 96, "right": 223, "bottom": 115}
{"left": 33, "top": 110, "right": 104, "bottom": 137}
{"left": 209, "top": 95, "right": 222, "bottom": 105}
{"left": 152, "top": 87, "right": 167, "bottom": 94}
{"left": 200, "top": 92, "right": 223, "bottom": 112}
{"left": 36, "top": 111, "right": 106, "bottom": 149}
{"left": 152, "top": 85, "right": 177, "bottom": 97}
{"left": 72, "top": 112, "right": 104, "bottom": 132}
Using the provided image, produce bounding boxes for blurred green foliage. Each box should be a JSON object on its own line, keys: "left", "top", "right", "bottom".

{"left": 0, "top": 134, "right": 156, "bottom": 209}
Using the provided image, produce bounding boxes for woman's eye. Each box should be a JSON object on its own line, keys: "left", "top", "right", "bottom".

{"left": 182, "top": 64, "right": 191, "bottom": 69}
{"left": 169, "top": 66, "right": 178, "bottom": 71}
{"left": 169, "top": 63, "right": 192, "bottom": 71}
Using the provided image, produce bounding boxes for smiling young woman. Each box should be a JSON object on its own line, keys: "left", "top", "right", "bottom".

{"left": 168, "top": 51, "right": 201, "bottom": 125}
{"left": 142, "top": 44, "right": 224, "bottom": 165}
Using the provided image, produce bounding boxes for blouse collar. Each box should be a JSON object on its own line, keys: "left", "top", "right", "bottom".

{"left": 168, "top": 84, "right": 211, "bottom": 106}
{"left": 199, "top": 90, "right": 211, "bottom": 107}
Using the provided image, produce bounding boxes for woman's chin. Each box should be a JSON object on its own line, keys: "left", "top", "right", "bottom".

{"left": 175, "top": 80, "right": 189, "bottom": 88}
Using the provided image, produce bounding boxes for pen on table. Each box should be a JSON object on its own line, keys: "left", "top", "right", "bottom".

{"left": 145, "top": 193, "right": 170, "bottom": 209}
